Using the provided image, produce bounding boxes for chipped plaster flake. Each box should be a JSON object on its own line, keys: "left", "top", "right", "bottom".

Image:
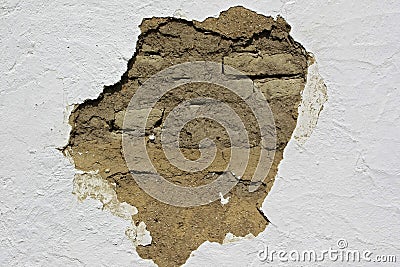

{"left": 223, "top": 233, "right": 255, "bottom": 244}
{"left": 173, "top": 9, "right": 188, "bottom": 19}
{"left": 73, "top": 171, "right": 138, "bottom": 220}
{"left": 126, "top": 222, "right": 153, "bottom": 246}
{"left": 293, "top": 62, "right": 328, "bottom": 144}
{"left": 219, "top": 192, "right": 230, "bottom": 205}
{"left": 73, "top": 171, "right": 153, "bottom": 247}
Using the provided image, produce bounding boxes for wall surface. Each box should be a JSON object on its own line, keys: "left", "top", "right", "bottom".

{"left": 1, "top": 0, "right": 399, "bottom": 266}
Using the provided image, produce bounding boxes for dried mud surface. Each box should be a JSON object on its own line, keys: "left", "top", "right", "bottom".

{"left": 64, "top": 6, "right": 310, "bottom": 267}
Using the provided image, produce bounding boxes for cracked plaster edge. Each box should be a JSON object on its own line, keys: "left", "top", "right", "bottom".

{"left": 223, "top": 233, "right": 256, "bottom": 244}
{"left": 66, "top": 147, "right": 152, "bottom": 247}
{"left": 293, "top": 58, "right": 328, "bottom": 145}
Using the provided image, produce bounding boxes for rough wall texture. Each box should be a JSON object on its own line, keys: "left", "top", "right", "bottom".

{"left": 1, "top": 1, "right": 399, "bottom": 267}
{"left": 64, "top": 7, "right": 311, "bottom": 266}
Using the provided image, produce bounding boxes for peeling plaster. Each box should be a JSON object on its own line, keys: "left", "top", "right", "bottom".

{"left": 219, "top": 192, "right": 230, "bottom": 205}
{"left": 223, "top": 233, "right": 255, "bottom": 244}
{"left": 73, "top": 170, "right": 152, "bottom": 246}
{"left": 73, "top": 171, "right": 138, "bottom": 220}
{"left": 293, "top": 61, "right": 328, "bottom": 144}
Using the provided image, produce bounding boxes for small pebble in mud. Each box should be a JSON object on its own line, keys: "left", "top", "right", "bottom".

{"left": 149, "top": 134, "right": 156, "bottom": 142}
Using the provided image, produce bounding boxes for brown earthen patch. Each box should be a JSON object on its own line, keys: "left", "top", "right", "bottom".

{"left": 64, "top": 6, "right": 311, "bottom": 267}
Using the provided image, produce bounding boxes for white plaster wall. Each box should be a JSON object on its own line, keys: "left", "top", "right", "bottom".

{"left": 1, "top": 0, "right": 399, "bottom": 266}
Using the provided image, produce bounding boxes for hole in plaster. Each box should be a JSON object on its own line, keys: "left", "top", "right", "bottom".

{"left": 63, "top": 6, "right": 327, "bottom": 267}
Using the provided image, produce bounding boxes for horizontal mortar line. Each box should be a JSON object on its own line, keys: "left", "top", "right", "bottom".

{"left": 226, "top": 73, "right": 305, "bottom": 80}
{"left": 126, "top": 72, "right": 304, "bottom": 80}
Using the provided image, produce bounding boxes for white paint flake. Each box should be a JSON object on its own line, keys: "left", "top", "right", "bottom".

{"left": 73, "top": 171, "right": 152, "bottom": 246}
{"left": 219, "top": 192, "right": 230, "bottom": 205}
{"left": 293, "top": 61, "right": 328, "bottom": 144}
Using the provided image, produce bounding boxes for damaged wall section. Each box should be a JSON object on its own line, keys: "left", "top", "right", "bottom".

{"left": 63, "top": 6, "right": 326, "bottom": 267}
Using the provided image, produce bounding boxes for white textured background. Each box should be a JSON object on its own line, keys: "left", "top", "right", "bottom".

{"left": 1, "top": 0, "right": 399, "bottom": 266}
